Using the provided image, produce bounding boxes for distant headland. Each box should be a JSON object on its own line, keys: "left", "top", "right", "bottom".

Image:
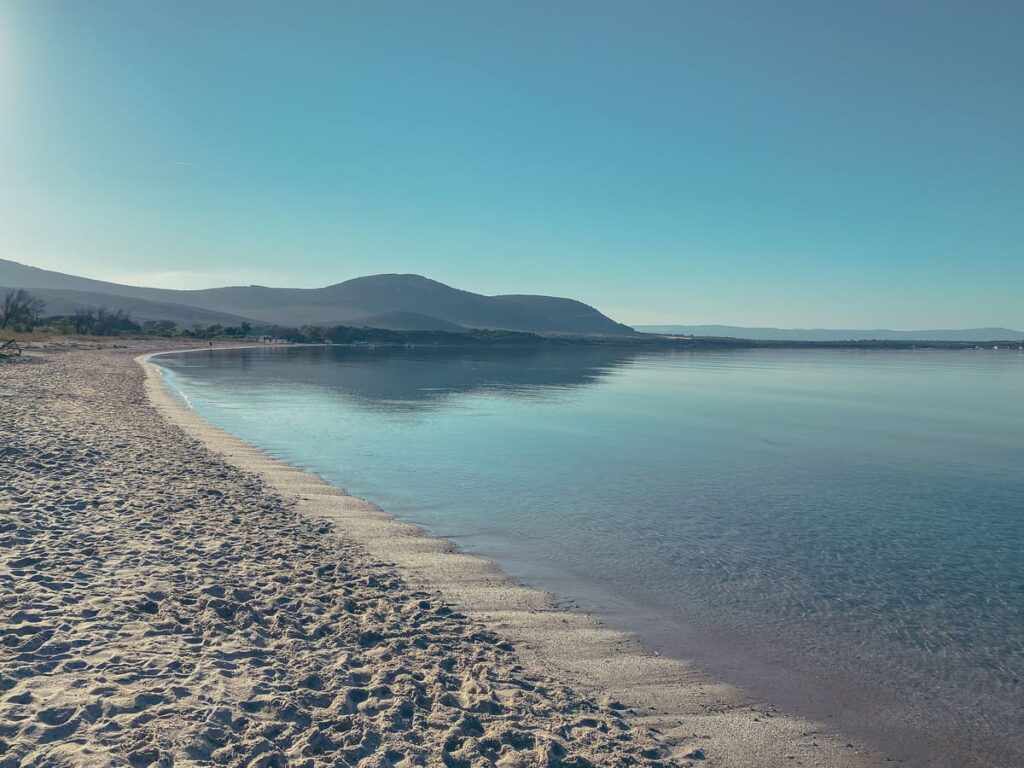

{"left": 2, "top": 258, "right": 1020, "bottom": 348}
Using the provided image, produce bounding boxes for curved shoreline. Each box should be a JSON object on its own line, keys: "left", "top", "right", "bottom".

{"left": 140, "top": 347, "right": 884, "bottom": 768}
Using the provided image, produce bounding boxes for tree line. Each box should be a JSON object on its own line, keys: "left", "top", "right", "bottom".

{"left": 0, "top": 289, "right": 46, "bottom": 331}
{"left": 0, "top": 289, "right": 255, "bottom": 338}
{"left": 0, "top": 289, "right": 549, "bottom": 345}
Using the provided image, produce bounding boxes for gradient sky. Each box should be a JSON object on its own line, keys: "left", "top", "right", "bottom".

{"left": 1, "top": 1, "right": 1021, "bottom": 327}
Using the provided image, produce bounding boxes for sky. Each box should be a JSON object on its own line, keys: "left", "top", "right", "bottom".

{"left": 1, "top": 1, "right": 1021, "bottom": 328}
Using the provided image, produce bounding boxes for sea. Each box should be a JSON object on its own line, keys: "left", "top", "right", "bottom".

{"left": 153, "top": 345, "right": 1024, "bottom": 767}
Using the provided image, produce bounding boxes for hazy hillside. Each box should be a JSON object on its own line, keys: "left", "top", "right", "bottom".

{"left": 637, "top": 324, "right": 1024, "bottom": 341}
{"left": 10, "top": 287, "right": 252, "bottom": 328}
{"left": 171, "top": 274, "right": 636, "bottom": 334}
{"left": 0, "top": 259, "right": 634, "bottom": 335}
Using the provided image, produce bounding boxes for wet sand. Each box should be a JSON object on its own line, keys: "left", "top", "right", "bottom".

{"left": 1, "top": 341, "right": 885, "bottom": 767}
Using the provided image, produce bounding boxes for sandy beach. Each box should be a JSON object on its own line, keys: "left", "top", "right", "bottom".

{"left": 1, "top": 342, "right": 885, "bottom": 767}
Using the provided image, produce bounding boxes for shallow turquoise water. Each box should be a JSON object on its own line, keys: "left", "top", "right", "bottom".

{"left": 155, "top": 346, "right": 1024, "bottom": 766}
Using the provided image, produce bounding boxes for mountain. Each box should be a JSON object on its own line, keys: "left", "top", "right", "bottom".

{"left": 636, "top": 324, "right": 1024, "bottom": 342}
{"left": 0, "top": 258, "right": 635, "bottom": 335}
{"left": 11, "top": 287, "right": 253, "bottom": 328}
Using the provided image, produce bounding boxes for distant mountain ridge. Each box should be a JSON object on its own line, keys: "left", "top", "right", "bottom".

{"left": 0, "top": 259, "right": 635, "bottom": 336}
{"left": 3, "top": 287, "right": 253, "bottom": 328}
{"left": 637, "top": 324, "right": 1024, "bottom": 342}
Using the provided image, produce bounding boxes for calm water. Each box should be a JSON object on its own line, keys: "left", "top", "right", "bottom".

{"left": 154, "top": 346, "right": 1024, "bottom": 767}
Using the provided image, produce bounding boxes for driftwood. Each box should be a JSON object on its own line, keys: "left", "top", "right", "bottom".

{"left": 0, "top": 339, "right": 22, "bottom": 357}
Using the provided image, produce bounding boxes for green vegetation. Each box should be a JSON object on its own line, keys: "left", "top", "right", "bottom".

{"left": 0, "top": 290, "right": 251, "bottom": 338}
{"left": 180, "top": 321, "right": 252, "bottom": 340}
{"left": 283, "top": 325, "right": 549, "bottom": 345}
{"left": 0, "top": 289, "right": 46, "bottom": 331}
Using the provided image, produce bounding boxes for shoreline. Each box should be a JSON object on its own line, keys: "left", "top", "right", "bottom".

{"left": 4, "top": 343, "right": 679, "bottom": 767}
{"left": 142, "top": 345, "right": 885, "bottom": 767}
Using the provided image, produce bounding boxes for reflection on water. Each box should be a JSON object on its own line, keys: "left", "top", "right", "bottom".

{"left": 155, "top": 346, "right": 1024, "bottom": 768}
{"left": 170, "top": 344, "right": 639, "bottom": 409}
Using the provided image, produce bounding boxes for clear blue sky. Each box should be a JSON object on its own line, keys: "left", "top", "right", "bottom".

{"left": 1, "top": 1, "right": 1021, "bottom": 327}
